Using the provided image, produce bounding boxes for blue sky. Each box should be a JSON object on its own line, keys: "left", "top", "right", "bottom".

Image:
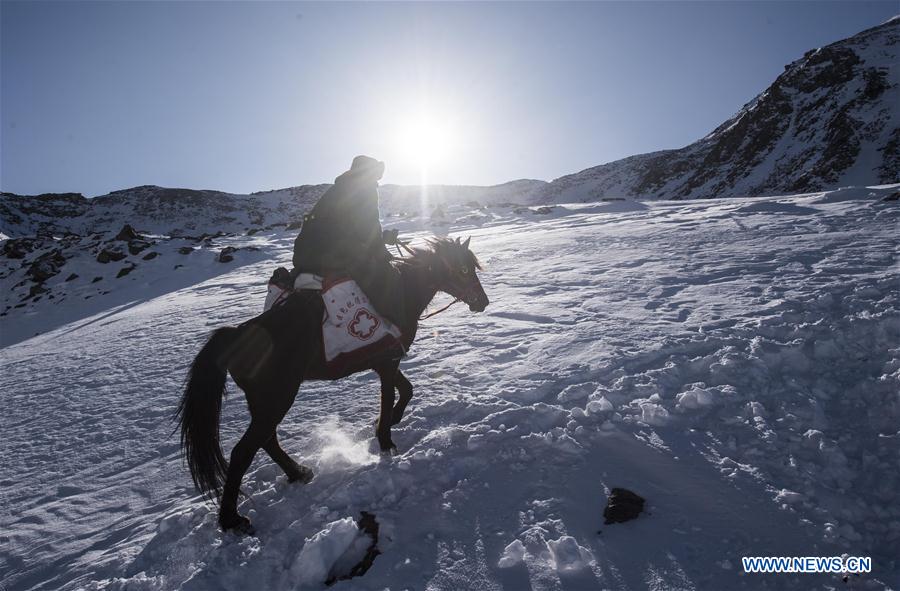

{"left": 1, "top": 1, "right": 896, "bottom": 197}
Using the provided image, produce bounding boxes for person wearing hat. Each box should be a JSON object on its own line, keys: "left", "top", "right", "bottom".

{"left": 292, "top": 155, "right": 404, "bottom": 326}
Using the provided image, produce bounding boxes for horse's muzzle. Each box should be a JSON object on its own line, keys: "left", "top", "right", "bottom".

{"left": 468, "top": 294, "right": 489, "bottom": 312}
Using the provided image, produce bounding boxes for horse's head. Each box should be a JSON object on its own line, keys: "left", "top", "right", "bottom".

{"left": 429, "top": 237, "right": 489, "bottom": 312}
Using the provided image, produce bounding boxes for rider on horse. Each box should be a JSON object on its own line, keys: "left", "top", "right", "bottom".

{"left": 292, "top": 155, "right": 404, "bottom": 326}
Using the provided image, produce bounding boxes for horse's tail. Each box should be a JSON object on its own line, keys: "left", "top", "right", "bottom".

{"left": 176, "top": 326, "right": 240, "bottom": 502}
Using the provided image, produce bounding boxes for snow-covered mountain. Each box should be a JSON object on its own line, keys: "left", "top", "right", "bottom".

{"left": 0, "top": 184, "right": 329, "bottom": 239}
{"left": 0, "top": 180, "right": 549, "bottom": 241}
{"left": 2, "top": 185, "right": 898, "bottom": 590}
{"left": 540, "top": 17, "right": 900, "bottom": 201}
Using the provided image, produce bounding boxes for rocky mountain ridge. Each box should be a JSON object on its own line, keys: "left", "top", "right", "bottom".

{"left": 541, "top": 17, "right": 899, "bottom": 201}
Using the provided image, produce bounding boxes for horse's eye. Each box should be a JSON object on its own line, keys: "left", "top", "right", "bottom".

{"left": 460, "top": 267, "right": 470, "bottom": 275}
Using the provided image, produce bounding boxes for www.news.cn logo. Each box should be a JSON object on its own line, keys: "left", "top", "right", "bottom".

{"left": 742, "top": 556, "right": 872, "bottom": 574}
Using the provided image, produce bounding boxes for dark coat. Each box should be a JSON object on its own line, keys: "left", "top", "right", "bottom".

{"left": 292, "top": 162, "right": 391, "bottom": 275}
{"left": 292, "top": 157, "right": 405, "bottom": 326}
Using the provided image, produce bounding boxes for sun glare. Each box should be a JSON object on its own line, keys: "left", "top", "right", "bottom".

{"left": 395, "top": 111, "right": 457, "bottom": 175}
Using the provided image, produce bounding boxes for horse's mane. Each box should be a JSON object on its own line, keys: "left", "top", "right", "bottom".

{"left": 393, "top": 237, "right": 481, "bottom": 271}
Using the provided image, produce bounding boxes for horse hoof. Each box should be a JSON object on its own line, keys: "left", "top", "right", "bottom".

{"left": 288, "top": 466, "right": 314, "bottom": 484}
{"left": 221, "top": 513, "right": 255, "bottom": 536}
{"left": 379, "top": 445, "right": 398, "bottom": 457}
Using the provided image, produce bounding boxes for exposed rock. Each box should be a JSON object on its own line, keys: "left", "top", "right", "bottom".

{"left": 92, "top": 276, "right": 103, "bottom": 283}
{"left": 193, "top": 231, "right": 226, "bottom": 243}
{"left": 127, "top": 239, "right": 152, "bottom": 255}
{"left": 603, "top": 488, "right": 645, "bottom": 525}
{"left": 0, "top": 192, "right": 88, "bottom": 237}
{"left": 2, "top": 237, "right": 42, "bottom": 259}
{"left": 116, "top": 264, "right": 137, "bottom": 279}
{"left": 178, "top": 246, "right": 193, "bottom": 255}
{"left": 28, "top": 283, "right": 48, "bottom": 299}
{"left": 97, "top": 247, "right": 127, "bottom": 264}
{"left": 114, "top": 224, "right": 142, "bottom": 241}
{"left": 65, "top": 273, "right": 78, "bottom": 282}
{"left": 142, "top": 251, "right": 159, "bottom": 260}
{"left": 325, "top": 512, "right": 381, "bottom": 586}
{"left": 26, "top": 249, "right": 66, "bottom": 283}
{"left": 218, "top": 246, "right": 237, "bottom": 263}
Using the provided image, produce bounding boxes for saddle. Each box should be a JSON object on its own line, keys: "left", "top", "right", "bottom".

{"left": 264, "top": 267, "right": 405, "bottom": 375}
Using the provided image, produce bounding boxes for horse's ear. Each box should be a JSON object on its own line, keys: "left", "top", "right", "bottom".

{"left": 462, "top": 237, "right": 471, "bottom": 249}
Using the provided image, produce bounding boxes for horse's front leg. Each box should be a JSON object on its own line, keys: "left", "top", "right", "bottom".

{"left": 375, "top": 364, "right": 399, "bottom": 454}
{"left": 391, "top": 371, "right": 413, "bottom": 426}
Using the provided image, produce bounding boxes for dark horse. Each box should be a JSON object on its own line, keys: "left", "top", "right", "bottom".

{"left": 176, "top": 237, "right": 489, "bottom": 533}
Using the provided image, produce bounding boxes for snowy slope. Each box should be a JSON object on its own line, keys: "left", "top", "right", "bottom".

{"left": 2, "top": 186, "right": 898, "bottom": 590}
{"left": 540, "top": 18, "right": 900, "bottom": 201}
{"left": 0, "top": 199, "right": 552, "bottom": 348}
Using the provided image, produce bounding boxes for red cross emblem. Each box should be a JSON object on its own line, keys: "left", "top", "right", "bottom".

{"left": 348, "top": 308, "right": 380, "bottom": 340}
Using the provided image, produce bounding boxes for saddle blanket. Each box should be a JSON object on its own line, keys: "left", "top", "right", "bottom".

{"left": 264, "top": 273, "right": 404, "bottom": 372}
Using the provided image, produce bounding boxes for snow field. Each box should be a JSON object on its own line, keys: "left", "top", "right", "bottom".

{"left": 2, "top": 185, "right": 898, "bottom": 590}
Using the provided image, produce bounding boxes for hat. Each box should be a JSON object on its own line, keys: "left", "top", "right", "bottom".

{"left": 350, "top": 155, "right": 385, "bottom": 179}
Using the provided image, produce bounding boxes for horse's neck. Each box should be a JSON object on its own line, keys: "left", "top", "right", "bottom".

{"left": 400, "top": 263, "right": 438, "bottom": 329}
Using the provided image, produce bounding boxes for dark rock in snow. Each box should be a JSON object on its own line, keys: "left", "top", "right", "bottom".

{"left": 142, "top": 251, "right": 159, "bottom": 260}
{"left": 603, "top": 488, "right": 645, "bottom": 525}
{"left": 65, "top": 273, "right": 78, "bottom": 282}
{"left": 218, "top": 246, "right": 237, "bottom": 263}
{"left": 178, "top": 246, "right": 194, "bottom": 255}
{"left": 128, "top": 239, "right": 152, "bottom": 255}
{"left": 2, "top": 237, "right": 41, "bottom": 259}
{"left": 97, "top": 247, "right": 127, "bottom": 264}
{"left": 28, "top": 283, "right": 47, "bottom": 298}
{"left": 114, "top": 224, "right": 142, "bottom": 241}
{"left": 325, "top": 512, "right": 381, "bottom": 586}
{"left": 26, "top": 249, "right": 66, "bottom": 283}
{"left": 116, "top": 264, "right": 136, "bottom": 279}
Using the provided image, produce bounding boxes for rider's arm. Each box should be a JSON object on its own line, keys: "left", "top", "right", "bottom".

{"left": 350, "top": 187, "right": 392, "bottom": 261}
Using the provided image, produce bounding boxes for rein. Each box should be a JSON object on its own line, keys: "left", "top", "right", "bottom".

{"left": 395, "top": 239, "right": 417, "bottom": 257}
{"left": 419, "top": 297, "right": 461, "bottom": 321}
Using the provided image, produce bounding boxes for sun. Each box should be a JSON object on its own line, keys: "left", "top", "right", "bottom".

{"left": 394, "top": 111, "right": 457, "bottom": 174}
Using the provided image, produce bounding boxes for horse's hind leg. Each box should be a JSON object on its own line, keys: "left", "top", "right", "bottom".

{"left": 220, "top": 384, "right": 300, "bottom": 534}
{"left": 219, "top": 418, "right": 272, "bottom": 534}
{"left": 263, "top": 434, "right": 313, "bottom": 484}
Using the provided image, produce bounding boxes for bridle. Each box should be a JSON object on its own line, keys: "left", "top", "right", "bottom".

{"left": 395, "top": 239, "right": 469, "bottom": 321}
